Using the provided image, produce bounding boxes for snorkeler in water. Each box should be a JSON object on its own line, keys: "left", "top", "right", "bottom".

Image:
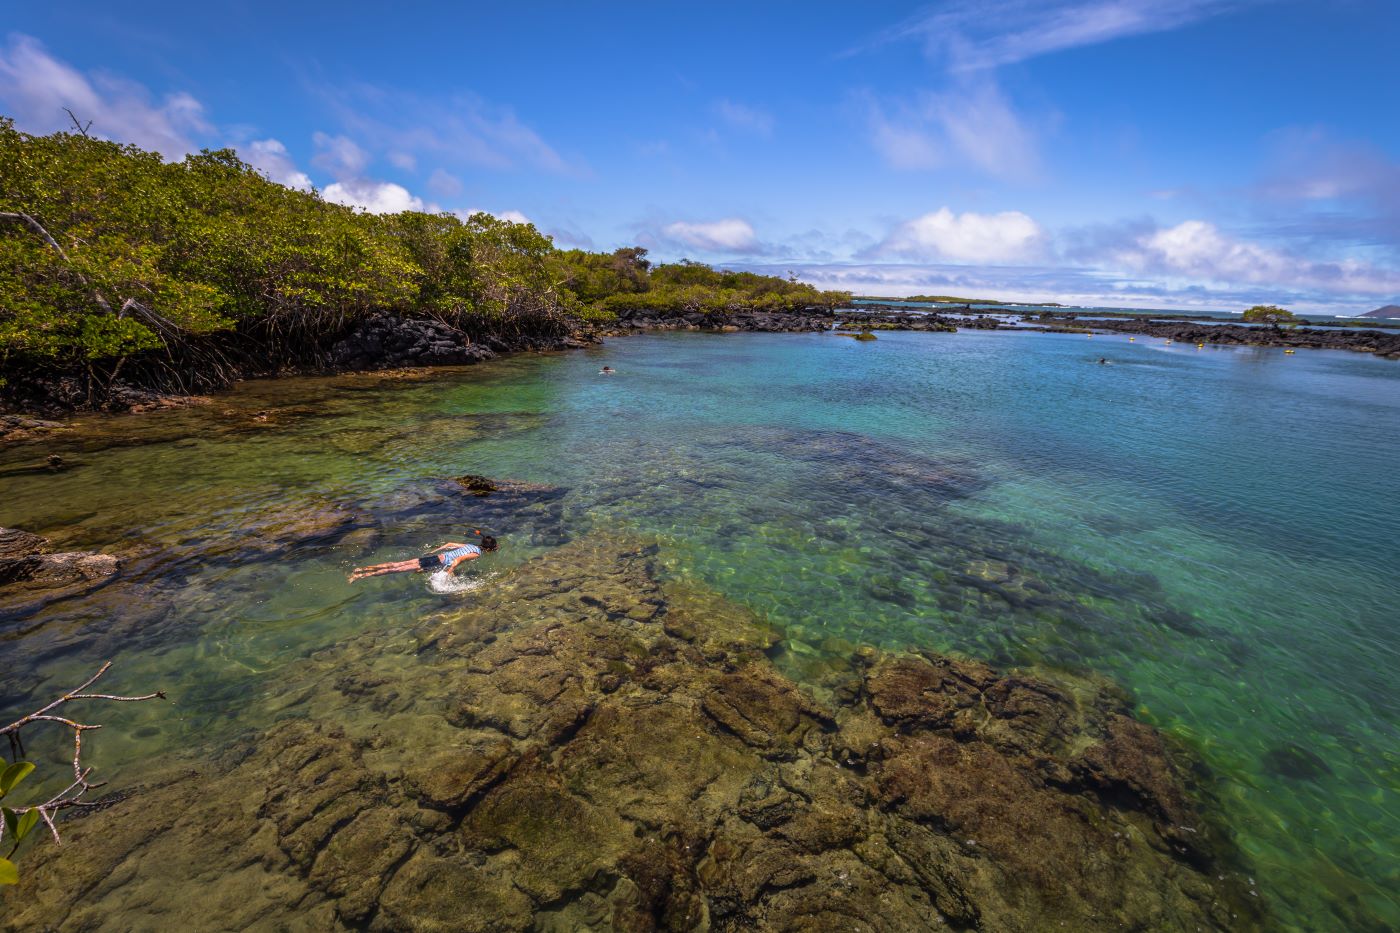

{"left": 349, "top": 531, "right": 498, "bottom": 582}
{"left": 600, "top": 366, "right": 616, "bottom": 375}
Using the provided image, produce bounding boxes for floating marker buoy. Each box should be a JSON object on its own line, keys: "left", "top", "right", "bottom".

{"left": 1196, "top": 343, "right": 1204, "bottom": 349}
{"left": 1284, "top": 349, "right": 1295, "bottom": 354}
{"left": 1129, "top": 337, "right": 1135, "bottom": 341}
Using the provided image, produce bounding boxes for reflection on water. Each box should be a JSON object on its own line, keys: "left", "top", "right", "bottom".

{"left": 1, "top": 330, "right": 1397, "bottom": 929}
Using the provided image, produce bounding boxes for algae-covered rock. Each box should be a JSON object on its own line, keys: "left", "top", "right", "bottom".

{"left": 2, "top": 536, "right": 1268, "bottom": 932}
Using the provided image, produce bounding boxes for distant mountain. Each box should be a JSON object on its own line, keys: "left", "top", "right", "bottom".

{"left": 1362, "top": 305, "right": 1400, "bottom": 318}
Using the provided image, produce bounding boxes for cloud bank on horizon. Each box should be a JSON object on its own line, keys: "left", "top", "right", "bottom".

{"left": 1, "top": 0, "right": 1398, "bottom": 313}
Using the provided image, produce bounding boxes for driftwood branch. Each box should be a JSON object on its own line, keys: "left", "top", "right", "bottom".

{"left": 0, "top": 662, "right": 165, "bottom": 850}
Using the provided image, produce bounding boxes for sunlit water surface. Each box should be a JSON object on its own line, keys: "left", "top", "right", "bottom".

{"left": 2, "top": 330, "right": 1397, "bottom": 929}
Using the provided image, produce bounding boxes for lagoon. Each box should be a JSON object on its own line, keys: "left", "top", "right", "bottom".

{"left": 2, "top": 328, "right": 1397, "bottom": 929}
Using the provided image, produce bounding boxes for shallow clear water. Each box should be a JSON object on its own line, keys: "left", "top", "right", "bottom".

{"left": 2, "top": 329, "right": 1397, "bottom": 929}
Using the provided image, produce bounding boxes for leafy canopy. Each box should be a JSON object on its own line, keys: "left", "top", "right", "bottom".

{"left": 0, "top": 120, "right": 849, "bottom": 380}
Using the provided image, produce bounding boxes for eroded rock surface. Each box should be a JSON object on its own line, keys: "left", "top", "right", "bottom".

{"left": 5, "top": 537, "right": 1265, "bottom": 931}
{"left": 0, "top": 526, "right": 121, "bottom": 620}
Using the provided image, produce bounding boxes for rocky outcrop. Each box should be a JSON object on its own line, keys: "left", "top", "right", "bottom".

{"left": 6, "top": 536, "right": 1265, "bottom": 931}
{"left": 835, "top": 313, "right": 960, "bottom": 333}
{"left": 0, "top": 414, "right": 68, "bottom": 444}
{"left": 0, "top": 526, "right": 120, "bottom": 620}
{"left": 1069, "top": 318, "right": 1400, "bottom": 358}
{"left": 600, "top": 308, "right": 834, "bottom": 335}
{"left": 329, "top": 313, "right": 501, "bottom": 370}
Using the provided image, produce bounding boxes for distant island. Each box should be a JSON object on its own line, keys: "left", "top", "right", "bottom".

{"left": 1362, "top": 304, "right": 1400, "bottom": 319}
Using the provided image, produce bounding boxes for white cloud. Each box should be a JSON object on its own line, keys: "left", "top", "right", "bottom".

{"left": 427, "top": 168, "right": 464, "bottom": 198}
{"left": 714, "top": 99, "right": 774, "bottom": 136}
{"left": 319, "top": 84, "right": 580, "bottom": 176}
{"left": 1112, "top": 220, "right": 1400, "bottom": 295}
{"left": 312, "top": 132, "right": 370, "bottom": 179}
{"left": 387, "top": 150, "right": 417, "bottom": 171}
{"left": 322, "top": 179, "right": 425, "bottom": 214}
{"left": 860, "top": 0, "right": 1257, "bottom": 72}
{"left": 851, "top": 2, "right": 1258, "bottom": 179}
{"left": 245, "top": 138, "right": 312, "bottom": 189}
{"left": 661, "top": 218, "right": 759, "bottom": 252}
{"left": 862, "top": 79, "right": 1038, "bottom": 180}
{"left": 875, "top": 208, "right": 1045, "bottom": 263}
{"left": 866, "top": 100, "right": 941, "bottom": 170}
{"left": 0, "top": 33, "right": 209, "bottom": 157}
{"left": 457, "top": 208, "right": 532, "bottom": 225}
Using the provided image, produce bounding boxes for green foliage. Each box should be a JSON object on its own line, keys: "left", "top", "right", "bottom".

{"left": 0, "top": 762, "right": 33, "bottom": 796}
{"left": 0, "top": 759, "right": 38, "bottom": 881}
{"left": 0, "top": 120, "right": 849, "bottom": 391}
{"left": 1241, "top": 305, "right": 1299, "bottom": 327}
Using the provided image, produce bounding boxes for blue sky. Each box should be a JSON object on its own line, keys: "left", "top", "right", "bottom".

{"left": 4, "top": 0, "right": 1399, "bottom": 312}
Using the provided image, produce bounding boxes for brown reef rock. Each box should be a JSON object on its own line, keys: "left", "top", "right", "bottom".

{"left": 0, "top": 526, "right": 120, "bottom": 619}
{"left": 5, "top": 536, "right": 1264, "bottom": 931}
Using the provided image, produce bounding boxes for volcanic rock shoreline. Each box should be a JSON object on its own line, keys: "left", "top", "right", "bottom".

{"left": 9, "top": 300, "right": 1397, "bottom": 430}
{"left": 0, "top": 307, "right": 839, "bottom": 425}
{"left": 5, "top": 534, "right": 1267, "bottom": 931}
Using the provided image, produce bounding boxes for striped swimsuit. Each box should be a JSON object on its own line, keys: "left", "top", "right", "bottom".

{"left": 437, "top": 544, "right": 480, "bottom": 567}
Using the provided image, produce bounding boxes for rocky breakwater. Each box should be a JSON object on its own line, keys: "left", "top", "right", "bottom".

{"left": 7, "top": 535, "right": 1265, "bottom": 931}
{"left": 1062, "top": 316, "right": 1400, "bottom": 358}
{"left": 601, "top": 307, "right": 834, "bottom": 335}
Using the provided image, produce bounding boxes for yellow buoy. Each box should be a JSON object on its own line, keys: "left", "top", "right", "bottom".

{"left": 1284, "top": 348, "right": 1295, "bottom": 354}
{"left": 1196, "top": 343, "right": 1204, "bottom": 349}
{"left": 1129, "top": 337, "right": 1135, "bottom": 342}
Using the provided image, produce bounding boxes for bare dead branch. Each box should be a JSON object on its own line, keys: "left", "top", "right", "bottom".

{"left": 63, "top": 108, "right": 93, "bottom": 138}
{"left": 0, "top": 662, "right": 164, "bottom": 851}
{"left": 0, "top": 212, "right": 72, "bottom": 264}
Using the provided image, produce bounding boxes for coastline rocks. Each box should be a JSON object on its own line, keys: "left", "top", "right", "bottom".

{"left": 835, "top": 313, "right": 959, "bottom": 333}
{"left": 330, "top": 313, "right": 499, "bottom": 370}
{"left": 1075, "top": 318, "right": 1400, "bottom": 358}
{"left": 602, "top": 307, "right": 834, "bottom": 335}
{"left": 6, "top": 536, "right": 1265, "bottom": 931}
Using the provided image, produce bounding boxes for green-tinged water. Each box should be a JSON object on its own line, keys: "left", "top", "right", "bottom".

{"left": 2, "top": 329, "right": 1397, "bottom": 929}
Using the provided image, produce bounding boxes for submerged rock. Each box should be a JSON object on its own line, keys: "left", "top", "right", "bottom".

{"left": 1263, "top": 743, "right": 1333, "bottom": 781}
{"left": 0, "top": 414, "right": 68, "bottom": 444}
{"left": 5, "top": 536, "right": 1267, "bottom": 931}
{"left": 0, "top": 526, "right": 120, "bottom": 619}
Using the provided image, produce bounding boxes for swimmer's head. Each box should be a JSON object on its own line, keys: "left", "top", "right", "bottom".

{"left": 479, "top": 534, "right": 499, "bottom": 552}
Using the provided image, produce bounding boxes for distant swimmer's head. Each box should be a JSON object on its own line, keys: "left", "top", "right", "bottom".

{"left": 479, "top": 534, "right": 499, "bottom": 552}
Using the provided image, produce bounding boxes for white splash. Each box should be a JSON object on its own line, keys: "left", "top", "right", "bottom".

{"left": 426, "top": 569, "right": 490, "bottom": 595}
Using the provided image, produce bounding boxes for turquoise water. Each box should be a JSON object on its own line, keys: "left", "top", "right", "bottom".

{"left": 2, "top": 329, "right": 1397, "bottom": 929}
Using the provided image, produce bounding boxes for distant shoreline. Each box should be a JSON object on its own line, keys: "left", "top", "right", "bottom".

{"left": 852, "top": 298, "right": 1400, "bottom": 329}
{"left": 6, "top": 304, "right": 1398, "bottom": 441}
